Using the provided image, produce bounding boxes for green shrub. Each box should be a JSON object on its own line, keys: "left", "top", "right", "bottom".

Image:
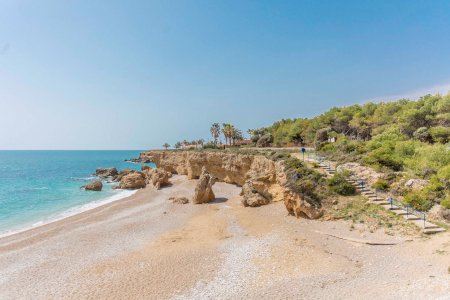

{"left": 441, "top": 195, "right": 450, "bottom": 209}
{"left": 202, "top": 142, "right": 220, "bottom": 149}
{"left": 327, "top": 173, "right": 356, "bottom": 196}
{"left": 429, "top": 126, "right": 450, "bottom": 143}
{"left": 404, "top": 191, "right": 433, "bottom": 211}
{"left": 372, "top": 179, "right": 390, "bottom": 191}
{"left": 284, "top": 157, "right": 325, "bottom": 207}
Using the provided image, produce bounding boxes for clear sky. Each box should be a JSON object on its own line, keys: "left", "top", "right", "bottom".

{"left": 2, "top": 0, "right": 450, "bottom": 150}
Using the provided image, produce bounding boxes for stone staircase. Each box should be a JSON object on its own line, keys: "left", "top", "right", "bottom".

{"left": 308, "top": 156, "right": 446, "bottom": 235}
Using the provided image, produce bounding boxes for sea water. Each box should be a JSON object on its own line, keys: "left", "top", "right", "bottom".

{"left": 0, "top": 150, "right": 153, "bottom": 237}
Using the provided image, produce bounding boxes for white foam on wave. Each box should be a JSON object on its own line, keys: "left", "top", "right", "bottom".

{"left": 0, "top": 189, "right": 137, "bottom": 239}
{"left": 70, "top": 176, "right": 97, "bottom": 181}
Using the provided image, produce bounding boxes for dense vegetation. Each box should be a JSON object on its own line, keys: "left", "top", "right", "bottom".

{"left": 249, "top": 94, "right": 450, "bottom": 211}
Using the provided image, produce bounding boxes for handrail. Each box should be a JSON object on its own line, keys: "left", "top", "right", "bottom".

{"left": 307, "top": 150, "right": 431, "bottom": 230}
{"left": 388, "top": 197, "right": 426, "bottom": 227}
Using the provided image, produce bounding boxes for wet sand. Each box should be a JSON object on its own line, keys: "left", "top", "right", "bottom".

{"left": 0, "top": 175, "right": 449, "bottom": 299}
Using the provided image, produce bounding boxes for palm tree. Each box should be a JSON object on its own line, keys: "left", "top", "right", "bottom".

{"left": 210, "top": 123, "right": 221, "bottom": 145}
{"left": 221, "top": 123, "right": 230, "bottom": 145}
{"left": 222, "top": 123, "right": 235, "bottom": 145}
{"left": 232, "top": 128, "right": 243, "bottom": 145}
{"left": 162, "top": 143, "right": 170, "bottom": 150}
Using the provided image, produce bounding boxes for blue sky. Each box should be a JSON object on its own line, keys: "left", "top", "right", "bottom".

{"left": 1, "top": 0, "right": 450, "bottom": 149}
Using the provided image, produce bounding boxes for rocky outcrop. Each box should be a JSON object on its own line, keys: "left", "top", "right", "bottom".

{"left": 241, "top": 181, "right": 270, "bottom": 207}
{"left": 95, "top": 167, "right": 118, "bottom": 178}
{"left": 119, "top": 172, "right": 146, "bottom": 189}
{"left": 84, "top": 180, "right": 103, "bottom": 191}
{"left": 143, "top": 168, "right": 171, "bottom": 189}
{"left": 114, "top": 169, "right": 134, "bottom": 182}
{"left": 336, "top": 162, "right": 384, "bottom": 186}
{"left": 140, "top": 150, "right": 323, "bottom": 218}
{"left": 192, "top": 167, "right": 216, "bottom": 204}
{"left": 404, "top": 178, "right": 428, "bottom": 190}
{"left": 169, "top": 196, "right": 189, "bottom": 204}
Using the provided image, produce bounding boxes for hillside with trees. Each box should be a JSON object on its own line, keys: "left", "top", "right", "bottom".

{"left": 249, "top": 94, "right": 450, "bottom": 212}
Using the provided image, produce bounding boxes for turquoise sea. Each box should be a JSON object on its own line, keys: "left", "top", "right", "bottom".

{"left": 0, "top": 151, "right": 152, "bottom": 237}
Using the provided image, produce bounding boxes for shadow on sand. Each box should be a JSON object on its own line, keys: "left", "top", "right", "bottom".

{"left": 210, "top": 197, "right": 228, "bottom": 204}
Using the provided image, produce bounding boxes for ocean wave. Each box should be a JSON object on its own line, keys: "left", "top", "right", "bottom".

{"left": 70, "top": 176, "right": 97, "bottom": 182}
{"left": 15, "top": 186, "right": 50, "bottom": 193}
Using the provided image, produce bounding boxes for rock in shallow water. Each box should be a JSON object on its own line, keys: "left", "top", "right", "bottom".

{"left": 84, "top": 180, "right": 103, "bottom": 191}
{"left": 95, "top": 167, "right": 118, "bottom": 178}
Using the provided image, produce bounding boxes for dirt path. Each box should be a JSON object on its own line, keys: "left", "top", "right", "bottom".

{"left": 0, "top": 176, "right": 449, "bottom": 299}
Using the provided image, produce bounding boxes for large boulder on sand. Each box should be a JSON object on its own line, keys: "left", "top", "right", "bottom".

{"left": 84, "top": 180, "right": 103, "bottom": 191}
{"left": 241, "top": 180, "right": 271, "bottom": 207}
{"left": 119, "top": 172, "right": 146, "bottom": 189}
{"left": 143, "top": 168, "right": 171, "bottom": 189}
{"left": 95, "top": 167, "right": 118, "bottom": 178}
{"left": 192, "top": 167, "right": 216, "bottom": 204}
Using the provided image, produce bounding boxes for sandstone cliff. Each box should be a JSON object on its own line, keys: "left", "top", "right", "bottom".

{"left": 139, "top": 150, "right": 323, "bottom": 219}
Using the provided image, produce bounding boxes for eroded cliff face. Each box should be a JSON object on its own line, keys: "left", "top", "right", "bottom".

{"left": 140, "top": 150, "right": 323, "bottom": 219}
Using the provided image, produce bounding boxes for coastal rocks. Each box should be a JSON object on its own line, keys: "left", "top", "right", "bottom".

{"left": 115, "top": 169, "right": 135, "bottom": 182}
{"left": 241, "top": 181, "right": 271, "bottom": 207}
{"left": 84, "top": 180, "right": 103, "bottom": 191}
{"left": 192, "top": 167, "right": 216, "bottom": 204}
{"left": 95, "top": 167, "right": 118, "bottom": 178}
{"left": 119, "top": 172, "right": 146, "bottom": 189}
{"left": 284, "top": 192, "right": 323, "bottom": 219}
{"left": 143, "top": 168, "right": 171, "bottom": 189}
{"left": 169, "top": 196, "right": 189, "bottom": 204}
{"left": 140, "top": 150, "right": 323, "bottom": 218}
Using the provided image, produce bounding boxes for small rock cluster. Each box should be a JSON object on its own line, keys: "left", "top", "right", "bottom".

{"left": 169, "top": 196, "right": 189, "bottom": 204}
{"left": 83, "top": 166, "right": 172, "bottom": 191}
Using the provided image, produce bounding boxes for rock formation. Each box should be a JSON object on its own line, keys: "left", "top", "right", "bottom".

{"left": 169, "top": 196, "right": 189, "bottom": 204}
{"left": 119, "top": 172, "right": 146, "bottom": 189}
{"left": 336, "top": 162, "right": 384, "bottom": 186}
{"left": 95, "top": 167, "right": 118, "bottom": 178}
{"left": 192, "top": 167, "right": 216, "bottom": 204}
{"left": 140, "top": 150, "right": 323, "bottom": 218}
{"left": 142, "top": 168, "right": 171, "bottom": 189}
{"left": 241, "top": 181, "right": 270, "bottom": 207}
{"left": 404, "top": 178, "right": 429, "bottom": 190}
{"left": 84, "top": 180, "right": 103, "bottom": 191}
{"left": 115, "top": 169, "right": 135, "bottom": 182}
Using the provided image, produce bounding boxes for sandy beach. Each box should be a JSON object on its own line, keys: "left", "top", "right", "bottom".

{"left": 0, "top": 175, "right": 449, "bottom": 299}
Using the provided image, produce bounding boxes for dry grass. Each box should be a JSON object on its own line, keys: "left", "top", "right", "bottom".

{"left": 323, "top": 195, "right": 419, "bottom": 235}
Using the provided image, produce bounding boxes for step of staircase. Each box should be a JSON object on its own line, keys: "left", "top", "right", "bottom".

{"left": 373, "top": 200, "right": 390, "bottom": 205}
{"left": 423, "top": 227, "right": 446, "bottom": 234}
{"left": 367, "top": 194, "right": 380, "bottom": 199}
{"left": 362, "top": 191, "right": 375, "bottom": 196}
{"left": 309, "top": 157, "right": 445, "bottom": 235}
{"left": 403, "top": 215, "right": 421, "bottom": 221}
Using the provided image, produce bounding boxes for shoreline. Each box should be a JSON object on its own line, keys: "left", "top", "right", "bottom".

{"left": 0, "top": 175, "right": 449, "bottom": 298}
{"left": 0, "top": 188, "right": 138, "bottom": 240}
